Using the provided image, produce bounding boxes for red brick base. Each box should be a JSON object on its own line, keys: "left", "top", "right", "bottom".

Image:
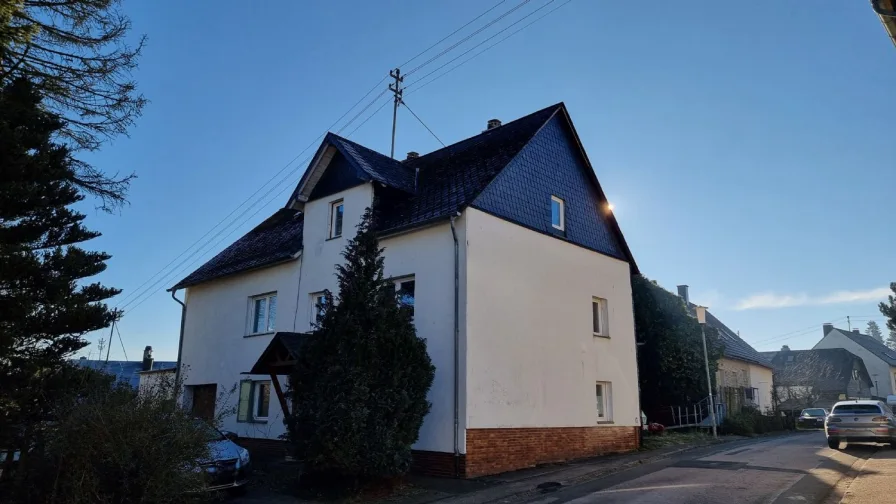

{"left": 465, "top": 426, "right": 639, "bottom": 478}
{"left": 411, "top": 450, "right": 466, "bottom": 478}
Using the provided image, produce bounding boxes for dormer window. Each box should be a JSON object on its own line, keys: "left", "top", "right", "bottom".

{"left": 329, "top": 200, "right": 344, "bottom": 238}
{"left": 551, "top": 196, "right": 564, "bottom": 230}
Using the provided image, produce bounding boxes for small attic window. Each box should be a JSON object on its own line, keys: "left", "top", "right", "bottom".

{"left": 551, "top": 196, "right": 565, "bottom": 230}
{"left": 329, "top": 200, "right": 343, "bottom": 238}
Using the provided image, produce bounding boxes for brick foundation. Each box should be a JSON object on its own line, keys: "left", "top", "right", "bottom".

{"left": 235, "top": 437, "right": 289, "bottom": 466}
{"left": 411, "top": 450, "right": 466, "bottom": 478}
{"left": 465, "top": 426, "right": 639, "bottom": 478}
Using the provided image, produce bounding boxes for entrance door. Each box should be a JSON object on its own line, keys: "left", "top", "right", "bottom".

{"left": 190, "top": 384, "right": 217, "bottom": 421}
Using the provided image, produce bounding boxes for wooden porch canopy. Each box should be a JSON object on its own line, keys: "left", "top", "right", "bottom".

{"left": 243, "top": 331, "right": 309, "bottom": 416}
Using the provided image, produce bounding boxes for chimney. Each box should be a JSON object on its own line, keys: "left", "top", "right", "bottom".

{"left": 405, "top": 151, "right": 419, "bottom": 161}
{"left": 781, "top": 345, "right": 790, "bottom": 351}
{"left": 79, "top": 356, "right": 87, "bottom": 360}
{"left": 142, "top": 345, "right": 154, "bottom": 371}
{"left": 853, "top": 328, "right": 860, "bottom": 334}
{"left": 487, "top": 118, "right": 502, "bottom": 130}
{"left": 823, "top": 323, "right": 834, "bottom": 336}
{"left": 677, "top": 285, "right": 690, "bottom": 305}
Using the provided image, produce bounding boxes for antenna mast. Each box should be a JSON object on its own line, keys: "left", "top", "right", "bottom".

{"left": 389, "top": 68, "right": 404, "bottom": 159}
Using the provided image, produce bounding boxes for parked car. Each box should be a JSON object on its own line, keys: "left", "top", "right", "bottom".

{"left": 796, "top": 408, "right": 828, "bottom": 429}
{"left": 194, "top": 421, "right": 252, "bottom": 492}
{"left": 824, "top": 400, "right": 896, "bottom": 449}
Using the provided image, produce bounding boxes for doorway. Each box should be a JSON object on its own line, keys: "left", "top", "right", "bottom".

{"left": 190, "top": 384, "right": 217, "bottom": 421}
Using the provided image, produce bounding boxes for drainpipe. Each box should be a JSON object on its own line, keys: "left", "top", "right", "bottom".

{"left": 449, "top": 214, "right": 460, "bottom": 477}
{"left": 170, "top": 289, "right": 187, "bottom": 386}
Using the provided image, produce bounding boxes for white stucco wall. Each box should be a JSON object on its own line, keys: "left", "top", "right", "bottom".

{"left": 138, "top": 369, "right": 175, "bottom": 397}
{"left": 179, "top": 181, "right": 465, "bottom": 453}
{"left": 814, "top": 330, "right": 896, "bottom": 397}
{"left": 180, "top": 260, "right": 300, "bottom": 439}
{"left": 748, "top": 363, "right": 774, "bottom": 413}
{"left": 463, "top": 208, "right": 640, "bottom": 429}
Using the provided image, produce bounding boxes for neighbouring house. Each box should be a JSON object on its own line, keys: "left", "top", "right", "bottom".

{"left": 759, "top": 347, "right": 872, "bottom": 411}
{"left": 75, "top": 346, "right": 176, "bottom": 389}
{"left": 813, "top": 324, "right": 896, "bottom": 398}
{"left": 170, "top": 103, "right": 641, "bottom": 478}
{"left": 676, "top": 285, "right": 774, "bottom": 414}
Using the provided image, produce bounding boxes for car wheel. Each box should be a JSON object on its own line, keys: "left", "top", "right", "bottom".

{"left": 827, "top": 438, "right": 840, "bottom": 450}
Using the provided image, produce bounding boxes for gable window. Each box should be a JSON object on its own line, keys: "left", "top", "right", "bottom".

{"left": 592, "top": 297, "right": 609, "bottom": 337}
{"left": 310, "top": 292, "right": 327, "bottom": 327}
{"left": 248, "top": 293, "right": 277, "bottom": 335}
{"left": 551, "top": 196, "right": 565, "bottom": 230}
{"left": 596, "top": 382, "right": 612, "bottom": 421}
{"left": 237, "top": 379, "right": 271, "bottom": 423}
{"left": 329, "top": 200, "right": 344, "bottom": 238}
{"left": 395, "top": 277, "right": 415, "bottom": 317}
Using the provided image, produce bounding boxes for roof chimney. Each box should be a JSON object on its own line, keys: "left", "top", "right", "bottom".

{"left": 781, "top": 345, "right": 790, "bottom": 351}
{"left": 405, "top": 151, "right": 419, "bottom": 161}
{"left": 142, "top": 345, "right": 154, "bottom": 371}
{"left": 823, "top": 323, "right": 834, "bottom": 336}
{"left": 487, "top": 118, "right": 502, "bottom": 130}
{"left": 853, "top": 328, "right": 860, "bottom": 334}
{"left": 79, "top": 356, "right": 87, "bottom": 360}
{"left": 677, "top": 285, "right": 690, "bottom": 305}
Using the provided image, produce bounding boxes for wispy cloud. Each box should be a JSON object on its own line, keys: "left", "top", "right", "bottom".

{"left": 734, "top": 287, "right": 890, "bottom": 311}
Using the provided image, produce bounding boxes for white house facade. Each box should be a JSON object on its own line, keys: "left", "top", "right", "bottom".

{"left": 171, "top": 103, "right": 640, "bottom": 477}
{"left": 813, "top": 324, "right": 896, "bottom": 398}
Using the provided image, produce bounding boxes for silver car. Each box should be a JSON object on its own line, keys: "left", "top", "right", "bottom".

{"left": 825, "top": 400, "right": 896, "bottom": 449}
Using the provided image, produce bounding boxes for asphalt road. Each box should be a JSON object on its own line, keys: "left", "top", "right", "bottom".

{"left": 521, "top": 432, "right": 888, "bottom": 504}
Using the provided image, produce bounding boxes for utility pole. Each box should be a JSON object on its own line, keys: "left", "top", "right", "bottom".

{"left": 848, "top": 316, "right": 851, "bottom": 331}
{"left": 696, "top": 306, "right": 718, "bottom": 438}
{"left": 388, "top": 68, "right": 404, "bottom": 159}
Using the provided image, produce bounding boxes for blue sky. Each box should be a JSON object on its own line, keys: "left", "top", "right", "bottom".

{"left": 77, "top": 0, "right": 896, "bottom": 361}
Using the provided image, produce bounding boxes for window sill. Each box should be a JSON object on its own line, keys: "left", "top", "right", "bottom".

{"left": 593, "top": 333, "right": 610, "bottom": 339}
{"left": 237, "top": 419, "right": 268, "bottom": 425}
{"left": 596, "top": 420, "right": 615, "bottom": 425}
{"left": 326, "top": 235, "right": 342, "bottom": 241}
{"left": 245, "top": 331, "right": 275, "bottom": 338}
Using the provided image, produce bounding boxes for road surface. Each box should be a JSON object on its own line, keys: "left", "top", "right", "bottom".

{"left": 522, "top": 432, "right": 888, "bottom": 504}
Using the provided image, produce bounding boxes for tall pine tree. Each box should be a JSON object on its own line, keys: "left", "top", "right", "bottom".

{"left": 866, "top": 321, "right": 883, "bottom": 343}
{"left": 286, "top": 208, "right": 434, "bottom": 488}
{"left": 880, "top": 282, "right": 896, "bottom": 349}
{"left": 0, "top": 77, "right": 119, "bottom": 463}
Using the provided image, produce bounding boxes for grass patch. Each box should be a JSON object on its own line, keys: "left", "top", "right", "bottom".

{"left": 640, "top": 430, "right": 712, "bottom": 451}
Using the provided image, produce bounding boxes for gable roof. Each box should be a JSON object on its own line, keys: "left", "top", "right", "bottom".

{"left": 172, "top": 209, "right": 304, "bottom": 290}
{"left": 831, "top": 327, "right": 896, "bottom": 366}
{"left": 760, "top": 348, "right": 872, "bottom": 388}
{"left": 177, "top": 102, "right": 638, "bottom": 290}
{"left": 686, "top": 304, "right": 771, "bottom": 368}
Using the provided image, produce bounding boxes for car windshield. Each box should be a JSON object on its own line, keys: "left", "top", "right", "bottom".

{"left": 194, "top": 421, "right": 226, "bottom": 442}
{"left": 832, "top": 404, "right": 882, "bottom": 415}
{"left": 802, "top": 408, "right": 826, "bottom": 417}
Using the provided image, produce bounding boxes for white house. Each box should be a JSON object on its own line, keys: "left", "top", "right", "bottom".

{"left": 170, "top": 103, "right": 641, "bottom": 478}
{"left": 813, "top": 324, "right": 896, "bottom": 398}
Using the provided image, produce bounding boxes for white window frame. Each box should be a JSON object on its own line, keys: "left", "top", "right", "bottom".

{"left": 309, "top": 292, "right": 327, "bottom": 328}
{"left": 253, "top": 380, "right": 270, "bottom": 421}
{"left": 247, "top": 292, "right": 277, "bottom": 336}
{"left": 394, "top": 276, "right": 415, "bottom": 316}
{"left": 551, "top": 195, "right": 565, "bottom": 231}
{"left": 592, "top": 297, "right": 609, "bottom": 337}
{"left": 596, "top": 381, "right": 612, "bottom": 422}
{"left": 329, "top": 199, "right": 344, "bottom": 238}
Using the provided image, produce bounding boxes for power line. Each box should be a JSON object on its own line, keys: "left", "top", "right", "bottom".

{"left": 115, "top": 322, "right": 129, "bottom": 362}
{"left": 405, "top": 0, "right": 567, "bottom": 93}
{"left": 407, "top": 0, "right": 572, "bottom": 94}
{"left": 114, "top": 77, "right": 387, "bottom": 310}
{"left": 751, "top": 316, "right": 848, "bottom": 346}
{"left": 398, "top": 0, "right": 509, "bottom": 68}
{"left": 401, "top": 99, "right": 445, "bottom": 147}
{"left": 405, "top": 0, "right": 533, "bottom": 77}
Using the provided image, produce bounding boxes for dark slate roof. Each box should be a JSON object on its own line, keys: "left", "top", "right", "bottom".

{"left": 686, "top": 304, "right": 771, "bottom": 368}
{"left": 247, "top": 331, "right": 309, "bottom": 374}
{"left": 374, "top": 104, "right": 562, "bottom": 233}
{"left": 74, "top": 359, "right": 177, "bottom": 388}
{"left": 328, "top": 135, "right": 416, "bottom": 193}
{"left": 761, "top": 348, "right": 872, "bottom": 389}
{"left": 834, "top": 328, "right": 896, "bottom": 366}
{"left": 172, "top": 209, "right": 304, "bottom": 289}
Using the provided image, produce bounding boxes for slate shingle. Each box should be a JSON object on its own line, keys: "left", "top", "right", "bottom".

{"left": 833, "top": 328, "right": 896, "bottom": 366}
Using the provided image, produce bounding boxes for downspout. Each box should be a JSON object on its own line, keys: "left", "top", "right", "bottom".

{"left": 170, "top": 289, "right": 187, "bottom": 386}
{"left": 449, "top": 214, "right": 460, "bottom": 477}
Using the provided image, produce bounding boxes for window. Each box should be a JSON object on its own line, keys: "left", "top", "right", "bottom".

{"left": 551, "top": 196, "right": 564, "bottom": 230}
{"left": 310, "top": 292, "right": 327, "bottom": 327}
{"left": 596, "top": 382, "right": 612, "bottom": 421}
{"left": 237, "top": 380, "right": 271, "bottom": 423}
{"left": 396, "top": 277, "right": 415, "bottom": 316}
{"left": 248, "top": 293, "right": 277, "bottom": 335}
{"left": 329, "top": 200, "right": 344, "bottom": 238}
{"left": 592, "top": 297, "right": 608, "bottom": 337}
{"left": 831, "top": 404, "right": 882, "bottom": 415}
